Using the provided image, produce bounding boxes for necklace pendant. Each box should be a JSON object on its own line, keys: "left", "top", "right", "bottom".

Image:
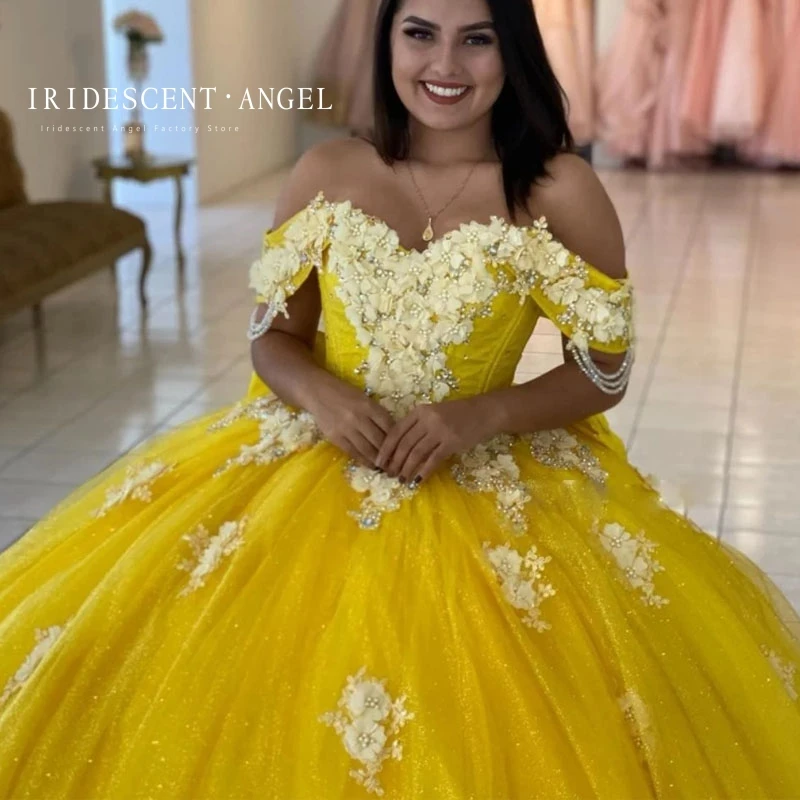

{"left": 422, "top": 217, "right": 434, "bottom": 242}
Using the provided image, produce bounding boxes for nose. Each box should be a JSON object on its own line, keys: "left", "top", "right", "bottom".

{"left": 429, "top": 40, "right": 460, "bottom": 78}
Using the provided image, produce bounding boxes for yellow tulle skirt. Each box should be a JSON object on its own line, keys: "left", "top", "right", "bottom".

{"left": 1, "top": 381, "right": 799, "bottom": 799}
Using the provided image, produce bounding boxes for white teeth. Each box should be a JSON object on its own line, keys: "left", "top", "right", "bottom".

{"left": 424, "top": 83, "right": 468, "bottom": 98}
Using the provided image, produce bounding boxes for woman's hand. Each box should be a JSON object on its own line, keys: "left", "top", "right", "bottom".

{"left": 374, "top": 397, "right": 502, "bottom": 486}
{"left": 307, "top": 382, "right": 396, "bottom": 468}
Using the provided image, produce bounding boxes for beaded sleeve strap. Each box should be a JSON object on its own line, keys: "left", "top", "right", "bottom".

{"left": 246, "top": 192, "right": 330, "bottom": 342}
{"left": 515, "top": 219, "right": 635, "bottom": 395}
{"left": 247, "top": 302, "right": 280, "bottom": 342}
{"left": 568, "top": 341, "right": 635, "bottom": 395}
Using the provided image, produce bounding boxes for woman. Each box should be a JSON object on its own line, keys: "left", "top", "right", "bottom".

{"left": 1, "top": 0, "right": 799, "bottom": 797}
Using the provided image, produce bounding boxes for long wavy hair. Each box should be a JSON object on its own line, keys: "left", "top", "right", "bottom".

{"left": 370, "top": 0, "right": 575, "bottom": 222}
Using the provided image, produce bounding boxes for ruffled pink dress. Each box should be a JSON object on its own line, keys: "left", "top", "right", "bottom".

{"left": 310, "top": 0, "right": 379, "bottom": 136}
{"left": 648, "top": 0, "right": 708, "bottom": 166}
{"left": 749, "top": 0, "right": 800, "bottom": 163}
{"left": 595, "top": 0, "right": 666, "bottom": 159}
{"left": 680, "top": 0, "right": 730, "bottom": 142}
{"left": 709, "top": 0, "right": 767, "bottom": 143}
{"left": 536, "top": 0, "right": 595, "bottom": 145}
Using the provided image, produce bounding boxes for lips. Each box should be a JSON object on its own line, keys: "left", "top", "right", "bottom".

{"left": 420, "top": 81, "right": 472, "bottom": 106}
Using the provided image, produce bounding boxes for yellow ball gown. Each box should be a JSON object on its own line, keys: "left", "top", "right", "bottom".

{"left": 1, "top": 191, "right": 799, "bottom": 799}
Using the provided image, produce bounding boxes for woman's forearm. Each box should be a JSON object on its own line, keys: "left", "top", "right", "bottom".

{"left": 250, "top": 331, "right": 344, "bottom": 414}
{"left": 474, "top": 361, "right": 627, "bottom": 437}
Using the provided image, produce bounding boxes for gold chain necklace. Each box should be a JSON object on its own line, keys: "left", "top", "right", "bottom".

{"left": 405, "top": 158, "right": 480, "bottom": 242}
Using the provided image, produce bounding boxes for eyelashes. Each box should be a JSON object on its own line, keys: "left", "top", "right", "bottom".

{"left": 402, "top": 27, "right": 494, "bottom": 46}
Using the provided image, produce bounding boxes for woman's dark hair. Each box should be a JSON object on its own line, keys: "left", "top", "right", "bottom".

{"left": 371, "top": 0, "right": 575, "bottom": 222}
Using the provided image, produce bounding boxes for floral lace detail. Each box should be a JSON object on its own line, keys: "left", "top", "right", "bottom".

{"left": 212, "top": 395, "right": 321, "bottom": 476}
{"left": 528, "top": 429, "right": 608, "bottom": 485}
{"left": 92, "top": 461, "right": 173, "bottom": 518}
{"left": 248, "top": 193, "right": 329, "bottom": 318}
{"left": 319, "top": 666, "right": 414, "bottom": 796}
{"left": 248, "top": 193, "right": 632, "bottom": 412}
{"left": 483, "top": 216, "right": 634, "bottom": 352}
{"left": 618, "top": 690, "right": 656, "bottom": 753}
{"left": 326, "top": 201, "right": 500, "bottom": 416}
{"left": 598, "top": 522, "right": 669, "bottom": 607}
{"left": 344, "top": 463, "right": 417, "bottom": 530}
{"left": 452, "top": 435, "right": 531, "bottom": 533}
{"left": 483, "top": 542, "right": 556, "bottom": 632}
{"left": 176, "top": 518, "right": 247, "bottom": 596}
{"left": 0, "top": 624, "right": 65, "bottom": 706}
{"left": 761, "top": 645, "right": 798, "bottom": 701}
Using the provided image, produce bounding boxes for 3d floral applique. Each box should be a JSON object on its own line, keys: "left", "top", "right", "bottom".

{"left": 176, "top": 517, "right": 247, "bottom": 597}
{"left": 452, "top": 436, "right": 531, "bottom": 533}
{"left": 760, "top": 645, "right": 799, "bottom": 702}
{"left": 0, "top": 624, "right": 65, "bottom": 706}
{"left": 247, "top": 191, "right": 331, "bottom": 324}
{"left": 212, "top": 395, "right": 321, "bottom": 476}
{"left": 618, "top": 690, "right": 656, "bottom": 753}
{"left": 319, "top": 666, "right": 414, "bottom": 796}
{"left": 91, "top": 461, "right": 173, "bottom": 518}
{"left": 528, "top": 429, "right": 608, "bottom": 486}
{"left": 483, "top": 542, "right": 556, "bottom": 632}
{"left": 598, "top": 523, "right": 669, "bottom": 608}
{"left": 325, "top": 201, "right": 501, "bottom": 415}
{"left": 344, "top": 463, "right": 417, "bottom": 531}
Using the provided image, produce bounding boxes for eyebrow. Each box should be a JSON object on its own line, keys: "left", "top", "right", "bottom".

{"left": 401, "top": 15, "right": 495, "bottom": 32}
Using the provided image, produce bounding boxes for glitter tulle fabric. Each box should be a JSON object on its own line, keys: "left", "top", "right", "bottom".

{"left": 1, "top": 192, "right": 799, "bottom": 799}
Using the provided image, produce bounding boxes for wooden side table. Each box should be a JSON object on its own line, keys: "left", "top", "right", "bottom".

{"left": 92, "top": 155, "right": 193, "bottom": 279}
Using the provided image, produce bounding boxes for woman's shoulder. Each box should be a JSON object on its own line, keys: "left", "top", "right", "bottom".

{"left": 532, "top": 152, "right": 627, "bottom": 279}
{"left": 271, "top": 137, "right": 377, "bottom": 227}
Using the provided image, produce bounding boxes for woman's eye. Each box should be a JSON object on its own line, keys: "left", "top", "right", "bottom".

{"left": 465, "top": 34, "right": 493, "bottom": 46}
{"left": 403, "top": 27, "right": 432, "bottom": 41}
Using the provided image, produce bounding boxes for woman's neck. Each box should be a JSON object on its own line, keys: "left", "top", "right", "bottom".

{"left": 407, "top": 115, "right": 497, "bottom": 165}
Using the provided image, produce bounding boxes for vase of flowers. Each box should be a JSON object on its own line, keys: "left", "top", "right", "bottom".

{"left": 113, "top": 10, "right": 164, "bottom": 162}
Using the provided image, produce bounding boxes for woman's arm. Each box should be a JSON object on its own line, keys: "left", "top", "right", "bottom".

{"left": 478, "top": 152, "right": 630, "bottom": 435}
{"left": 250, "top": 141, "right": 395, "bottom": 466}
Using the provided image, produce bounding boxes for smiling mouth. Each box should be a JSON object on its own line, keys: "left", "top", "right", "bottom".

{"left": 420, "top": 81, "right": 472, "bottom": 104}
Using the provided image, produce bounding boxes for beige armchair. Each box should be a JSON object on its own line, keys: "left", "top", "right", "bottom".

{"left": 0, "top": 107, "right": 152, "bottom": 327}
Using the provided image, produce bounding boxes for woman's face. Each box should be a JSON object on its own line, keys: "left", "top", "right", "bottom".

{"left": 390, "top": 0, "right": 505, "bottom": 131}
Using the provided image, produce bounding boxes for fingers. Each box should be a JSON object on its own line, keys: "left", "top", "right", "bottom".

{"left": 375, "top": 416, "right": 417, "bottom": 471}
{"left": 369, "top": 403, "right": 396, "bottom": 436}
{"left": 360, "top": 416, "right": 390, "bottom": 451}
{"left": 349, "top": 430, "right": 380, "bottom": 466}
{"left": 397, "top": 435, "right": 439, "bottom": 483}
{"left": 408, "top": 444, "right": 446, "bottom": 488}
{"left": 382, "top": 422, "right": 426, "bottom": 479}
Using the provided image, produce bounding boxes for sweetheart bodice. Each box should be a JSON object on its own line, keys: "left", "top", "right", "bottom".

{"left": 248, "top": 191, "right": 634, "bottom": 414}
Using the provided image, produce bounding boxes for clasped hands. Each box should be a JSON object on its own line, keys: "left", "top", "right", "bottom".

{"left": 309, "top": 383, "right": 500, "bottom": 488}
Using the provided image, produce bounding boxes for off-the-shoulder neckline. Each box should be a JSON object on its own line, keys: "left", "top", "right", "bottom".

{"left": 295, "top": 190, "right": 549, "bottom": 257}
{"left": 274, "top": 191, "right": 628, "bottom": 285}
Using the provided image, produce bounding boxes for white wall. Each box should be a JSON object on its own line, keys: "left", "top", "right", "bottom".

{"left": 191, "top": 0, "right": 299, "bottom": 203}
{"left": 0, "top": 0, "right": 107, "bottom": 201}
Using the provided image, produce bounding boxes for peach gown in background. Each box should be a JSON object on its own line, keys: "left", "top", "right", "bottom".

{"left": 750, "top": 0, "right": 800, "bottom": 164}
{"left": 595, "top": 0, "right": 665, "bottom": 160}
{"left": 648, "top": 0, "right": 708, "bottom": 167}
{"left": 680, "top": 0, "right": 730, "bottom": 142}
{"left": 535, "top": 0, "right": 595, "bottom": 145}
{"left": 709, "top": 0, "right": 766, "bottom": 143}
{"left": 309, "top": 0, "right": 378, "bottom": 136}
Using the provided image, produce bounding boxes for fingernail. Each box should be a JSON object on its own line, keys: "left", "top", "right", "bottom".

{"left": 398, "top": 476, "right": 406, "bottom": 484}
{"left": 374, "top": 467, "right": 384, "bottom": 473}
{"left": 411, "top": 476, "right": 422, "bottom": 487}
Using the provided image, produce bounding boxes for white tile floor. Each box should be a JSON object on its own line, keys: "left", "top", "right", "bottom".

{"left": 1, "top": 166, "right": 799, "bottom": 617}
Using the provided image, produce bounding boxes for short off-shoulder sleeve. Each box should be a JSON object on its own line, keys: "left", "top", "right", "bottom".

{"left": 248, "top": 191, "right": 331, "bottom": 318}
{"left": 515, "top": 220, "right": 634, "bottom": 355}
